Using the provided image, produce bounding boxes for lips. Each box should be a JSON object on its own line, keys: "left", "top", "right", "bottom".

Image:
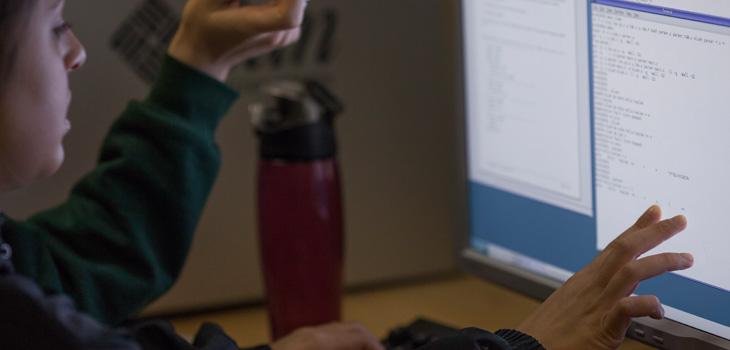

{"left": 64, "top": 91, "right": 72, "bottom": 133}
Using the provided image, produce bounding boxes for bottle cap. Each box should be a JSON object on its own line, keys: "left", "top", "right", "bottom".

{"left": 250, "top": 80, "right": 343, "bottom": 161}
{"left": 250, "top": 80, "right": 343, "bottom": 134}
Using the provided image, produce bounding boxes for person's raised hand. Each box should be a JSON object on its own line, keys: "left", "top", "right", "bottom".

{"left": 517, "top": 205, "right": 693, "bottom": 349}
{"left": 270, "top": 322, "right": 385, "bottom": 350}
{"left": 169, "top": 0, "right": 307, "bottom": 81}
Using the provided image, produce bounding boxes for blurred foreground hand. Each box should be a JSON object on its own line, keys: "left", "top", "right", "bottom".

{"left": 169, "top": 0, "right": 307, "bottom": 81}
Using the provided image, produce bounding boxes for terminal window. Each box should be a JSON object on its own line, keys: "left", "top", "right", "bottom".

{"left": 592, "top": 1, "right": 730, "bottom": 293}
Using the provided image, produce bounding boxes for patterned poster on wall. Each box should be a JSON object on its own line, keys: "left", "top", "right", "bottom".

{"left": 110, "top": 0, "right": 178, "bottom": 84}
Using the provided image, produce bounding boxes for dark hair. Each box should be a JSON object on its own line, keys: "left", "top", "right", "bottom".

{"left": 0, "top": 0, "right": 36, "bottom": 81}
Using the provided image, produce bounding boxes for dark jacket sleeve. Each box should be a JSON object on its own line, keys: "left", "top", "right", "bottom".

{"left": 2, "top": 55, "right": 239, "bottom": 326}
{"left": 129, "top": 321, "right": 270, "bottom": 350}
{"left": 0, "top": 273, "right": 142, "bottom": 350}
{"left": 418, "top": 328, "right": 545, "bottom": 350}
{"left": 0, "top": 269, "right": 267, "bottom": 350}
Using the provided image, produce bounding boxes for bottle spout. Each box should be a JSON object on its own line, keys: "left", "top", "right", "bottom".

{"left": 250, "top": 80, "right": 343, "bottom": 133}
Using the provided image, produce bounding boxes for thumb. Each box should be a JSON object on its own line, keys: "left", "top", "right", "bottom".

{"left": 230, "top": 28, "right": 302, "bottom": 61}
{"left": 604, "top": 295, "right": 663, "bottom": 338}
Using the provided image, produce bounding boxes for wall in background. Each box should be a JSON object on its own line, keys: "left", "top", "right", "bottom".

{"left": 0, "top": 0, "right": 463, "bottom": 314}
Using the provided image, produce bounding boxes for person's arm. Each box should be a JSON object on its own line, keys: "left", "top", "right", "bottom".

{"left": 1, "top": 0, "right": 307, "bottom": 326}
{"left": 130, "top": 321, "right": 383, "bottom": 350}
{"left": 0, "top": 267, "right": 142, "bottom": 349}
{"left": 3, "top": 54, "right": 238, "bottom": 325}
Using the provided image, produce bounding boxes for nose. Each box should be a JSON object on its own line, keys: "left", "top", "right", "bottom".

{"left": 65, "top": 32, "right": 87, "bottom": 72}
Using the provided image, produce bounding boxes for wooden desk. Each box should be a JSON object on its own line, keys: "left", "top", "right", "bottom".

{"left": 171, "top": 275, "right": 653, "bottom": 349}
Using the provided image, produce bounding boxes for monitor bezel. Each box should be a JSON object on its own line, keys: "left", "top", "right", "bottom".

{"left": 454, "top": 1, "right": 730, "bottom": 349}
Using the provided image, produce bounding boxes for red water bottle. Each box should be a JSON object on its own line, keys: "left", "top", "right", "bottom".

{"left": 251, "top": 81, "right": 345, "bottom": 340}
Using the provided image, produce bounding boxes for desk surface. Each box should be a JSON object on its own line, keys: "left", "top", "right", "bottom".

{"left": 171, "top": 275, "right": 652, "bottom": 349}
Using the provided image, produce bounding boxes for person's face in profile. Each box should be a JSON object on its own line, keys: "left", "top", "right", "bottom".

{"left": 0, "top": 0, "right": 86, "bottom": 192}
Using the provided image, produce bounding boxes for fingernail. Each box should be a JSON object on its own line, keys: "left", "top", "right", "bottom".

{"left": 673, "top": 215, "right": 688, "bottom": 226}
{"left": 651, "top": 304, "right": 666, "bottom": 320}
{"left": 681, "top": 253, "right": 694, "bottom": 266}
{"left": 647, "top": 205, "right": 658, "bottom": 214}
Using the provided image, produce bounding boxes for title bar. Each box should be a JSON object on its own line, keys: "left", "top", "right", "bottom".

{"left": 619, "top": 0, "right": 730, "bottom": 19}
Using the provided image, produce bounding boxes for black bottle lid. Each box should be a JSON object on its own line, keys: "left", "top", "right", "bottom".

{"left": 251, "top": 80, "right": 343, "bottom": 161}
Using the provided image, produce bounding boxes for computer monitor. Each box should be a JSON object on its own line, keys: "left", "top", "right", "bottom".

{"left": 460, "top": 1, "right": 730, "bottom": 349}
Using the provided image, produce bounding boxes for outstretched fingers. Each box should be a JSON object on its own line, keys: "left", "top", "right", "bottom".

{"left": 598, "top": 211, "right": 686, "bottom": 281}
{"left": 601, "top": 252, "right": 694, "bottom": 302}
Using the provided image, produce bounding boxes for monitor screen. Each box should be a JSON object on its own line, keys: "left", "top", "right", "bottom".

{"left": 463, "top": 0, "right": 730, "bottom": 342}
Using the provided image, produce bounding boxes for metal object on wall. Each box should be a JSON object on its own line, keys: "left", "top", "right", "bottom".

{"left": 0, "top": 0, "right": 461, "bottom": 314}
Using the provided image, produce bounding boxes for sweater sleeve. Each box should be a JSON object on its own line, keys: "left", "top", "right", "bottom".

{"left": 2, "top": 55, "right": 239, "bottom": 326}
{"left": 417, "top": 328, "right": 545, "bottom": 350}
{"left": 495, "top": 329, "right": 546, "bottom": 349}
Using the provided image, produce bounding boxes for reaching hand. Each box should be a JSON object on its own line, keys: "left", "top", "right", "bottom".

{"left": 169, "top": 0, "right": 307, "bottom": 81}
{"left": 517, "top": 206, "right": 693, "bottom": 349}
{"left": 270, "top": 322, "right": 385, "bottom": 350}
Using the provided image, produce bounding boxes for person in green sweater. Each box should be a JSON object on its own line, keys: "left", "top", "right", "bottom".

{"left": 0, "top": 0, "right": 695, "bottom": 349}
{"left": 0, "top": 0, "right": 381, "bottom": 349}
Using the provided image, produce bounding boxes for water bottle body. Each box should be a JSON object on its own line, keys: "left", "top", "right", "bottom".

{"left": 257, "top": 158, "right": 344, "bottom": 340}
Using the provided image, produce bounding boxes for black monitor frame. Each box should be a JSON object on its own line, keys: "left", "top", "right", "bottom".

{"left": 454, "top": 1, "right": 730, "bottom": 349}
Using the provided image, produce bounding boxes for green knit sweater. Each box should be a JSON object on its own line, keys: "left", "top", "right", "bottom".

{"left": 1, "top": 56, "right": 239, "bottom": 326}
